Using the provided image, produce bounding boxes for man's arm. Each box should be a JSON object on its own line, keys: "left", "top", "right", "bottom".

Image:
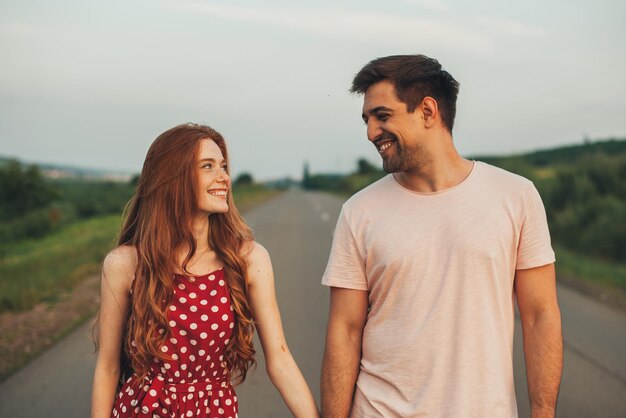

{"left": 515, "top": 263, "right": 563, "bottom": 418}
{"left": 321, "top": 287, "right": 368, "bottom": 418}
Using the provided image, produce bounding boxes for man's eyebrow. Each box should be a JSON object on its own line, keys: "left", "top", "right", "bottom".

{"left": 362, "top": 106, "right": 393, "bottom": 121}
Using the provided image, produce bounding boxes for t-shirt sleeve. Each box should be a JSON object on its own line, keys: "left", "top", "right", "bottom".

{"left": 321, "top": 207, "right": 368, "bottom": 290}
{"left": 516, "top": 183, "right": 556, "bottom": 270}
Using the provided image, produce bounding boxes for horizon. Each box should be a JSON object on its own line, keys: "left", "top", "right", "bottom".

{"left": 2, "top": 135, "right": 624, "bottom": 180}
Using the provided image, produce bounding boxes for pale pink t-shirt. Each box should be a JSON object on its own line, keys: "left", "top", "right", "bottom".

{"left": 322, "top": 161, "right": 555, "bottom": 418}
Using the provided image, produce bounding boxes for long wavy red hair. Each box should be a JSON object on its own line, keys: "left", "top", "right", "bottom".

{"left": 118, "top": 123, "right": 255, "bottom": 385}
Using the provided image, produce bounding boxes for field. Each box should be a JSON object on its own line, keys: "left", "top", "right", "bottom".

{"left": 0, "top": 182, "right": 281, "bottom": 380}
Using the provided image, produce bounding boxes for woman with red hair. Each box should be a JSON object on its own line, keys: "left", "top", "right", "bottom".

{"left": 91, "top": 123, "right": 319, "bottom": 417}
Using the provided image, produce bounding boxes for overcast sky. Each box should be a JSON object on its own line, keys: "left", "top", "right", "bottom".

{"left": 1, "top": 0, "right": 625, "bottom": 180}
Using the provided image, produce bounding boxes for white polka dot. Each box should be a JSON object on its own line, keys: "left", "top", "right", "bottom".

{"left": 190, "top": 305, "right": 198, "bottom": 312}
{"left": 199, "top": 349, "right": 206, "bottom": 355}
{"left": 160, "top": 346, "right": 168, "bottom": 352}
{"left": 180, "top": 330, "right": 187, "bottom": 336}
{"left": 169, "top": 305, "right": 176, "bottom": 311}
{"left": 181, "top": 364, "right": 187, "bottom": 370}
{"left": 201, "top": 314, "right": 208, "bottom": 321}
{"left": 178, "top": 283, "right": 185, "bottom": 290}
{"left": 169, "top": 320, "right": 176, "bottom": 327}
{"left": 225, "top": 399, "right": 232, "bottom": 406}
{"left": 189, "top": 354, "right": 196, "bottom": 361}
{"left": 218, "top": 408, "right": 224, "bottom": 414}
{"left": 130, "top": 400, "right": 137, "bottom": 407}
{"left": 181, "top": 314, "right": 188, "bottom": 320}
{"left": 172, "top": 353, "right": 179, "bottom": 360}
{"left": 224, "top": 339, "right": 229, "bottom": 345}
{"left": 170, "top": 337, "right": 177, "bottom": 344}
{"left": 164, "top": 363, "right": 171, "bottom": 369}
{"left": 142, "top": 406, "right": 149, "bottom": 413}
{"left": 189, "top": 385, "right": 195, "bottom": 392}
{"left": 219, "top": 279, "right": 225, "bottom": 286}
{"left": 219, "top": 331, "right": 226, "bottom": 338}
{"left": 214, "top": 399, "right": 219, "bottom": 406}
{"left": 179, "top": 297, "right": 187, "bottom": 303}
{"left": 187, "top": 410, "right": 193, "bottom": 417}
{"left": 209, "top": 274, "right": 216, "bottom": 281}
{"left": 229, "top": 322, "right": 234, "bottom": 329}
{"left": 200, "top": 300, "right": 208, "bottom": 305}
{"left": 190, "top": 292, "right": 197, "bottom": 299}
{"left": 122, "top": 406, "right": 126, "bottom": 413}
{"left": 200, "top": 332, "right": 208, "bottom": 339}
{"left": 210, "top": 290, "right": 217, "bottom": 297}
{"left": 209, "top": 340, "right": 215, "bottom": 346}
{"left": 181, "top": 347, "right": 187, "bottom": 353}
{"left": 199, "top": 284, "right": 207, "bottom": 290}
{"left": 221, "top": 314, "right": 228, "bottom": 321}
{"left": 190, "top": 339, "right": 198, "bottom": 345}
{"left": 190, "top": 323, "right": 198, "bottom": 330}
{"left": 150, "top": 389, "right": 157, "bottom": 396}
{"left": 211, "top": 306, "right": 219, "bottom": 312}
{"left": 211, "top": 323, "right": 219, "bottom": 330}
{"left": 220, "top": 297, "right": 228, "bottom": 303}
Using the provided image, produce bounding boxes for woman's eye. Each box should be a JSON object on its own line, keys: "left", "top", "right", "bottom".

{"left": 202, "top": 164, "right": 213, "bottom": 169}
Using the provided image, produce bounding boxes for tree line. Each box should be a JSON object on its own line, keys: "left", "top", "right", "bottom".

{"left": 303, "top": 139, "right": 626, "bottom": 264}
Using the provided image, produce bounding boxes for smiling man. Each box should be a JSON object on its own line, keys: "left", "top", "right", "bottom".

{"left": 321, "top": 55, "right": 563, "bottom": 418}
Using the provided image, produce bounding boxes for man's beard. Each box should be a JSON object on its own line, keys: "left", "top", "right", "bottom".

{"left": 381, "top": 135, "right": 423, "bottom": 173}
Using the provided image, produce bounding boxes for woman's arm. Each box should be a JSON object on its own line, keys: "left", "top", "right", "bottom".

{"left": 245, "top": 242, "right": 320, "bottom": 418}
{"left": 91, "top": 246, "right": 135, "bottom": 418}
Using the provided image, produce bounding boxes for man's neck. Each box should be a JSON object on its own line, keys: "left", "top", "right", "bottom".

{"left": 393, "top": 139, "right": 473, "bottom": 194}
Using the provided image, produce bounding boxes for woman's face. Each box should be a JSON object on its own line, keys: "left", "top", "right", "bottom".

{"left": 195, "top": 138, "right": 231, "bottom": 214}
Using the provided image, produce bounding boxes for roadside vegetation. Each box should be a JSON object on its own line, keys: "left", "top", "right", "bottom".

{"left": 0, "top": 161, "right": 281, "bottom": 380}
{"left": 303, "top": 138, "right": 626, "bottom": 298}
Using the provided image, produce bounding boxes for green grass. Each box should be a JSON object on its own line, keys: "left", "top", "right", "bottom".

{"left": 0, "top": 186, "right": 282, "bottom": 313}
{"left": 555, "top": 245, "right": 626, "bottom": 291}
{"left": 0, "top": 215, "right": 121, "bottom": 312}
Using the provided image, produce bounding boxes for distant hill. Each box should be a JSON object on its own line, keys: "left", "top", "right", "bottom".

{"left": 0, "top": 156, "right": 134, "bottom": 182}
{"left": 472, "top": 138, "right": 626, "bottom": 167}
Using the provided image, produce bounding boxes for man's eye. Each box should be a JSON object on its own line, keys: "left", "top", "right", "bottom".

{"left": 378, "top": 114, "right": 389, "bottom": 121}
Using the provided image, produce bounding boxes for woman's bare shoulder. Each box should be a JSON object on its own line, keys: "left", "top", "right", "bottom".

{"left": 102, "top": 245, "right": 138, "bottom": 288}
{"left": 242, "top": 240, "right": 270, "bottom": 265}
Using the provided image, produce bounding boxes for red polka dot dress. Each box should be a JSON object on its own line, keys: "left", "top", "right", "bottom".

{"left": 111, "top": 268, "right": 238, "bottom": 418}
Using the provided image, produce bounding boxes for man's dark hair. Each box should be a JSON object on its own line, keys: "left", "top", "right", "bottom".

{"left": 351, "top": 54, "right": 460, "bottom": 132}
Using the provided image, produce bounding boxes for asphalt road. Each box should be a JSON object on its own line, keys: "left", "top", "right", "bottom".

{"left": 1, "top": 190, "right": 625, "bottom": 417}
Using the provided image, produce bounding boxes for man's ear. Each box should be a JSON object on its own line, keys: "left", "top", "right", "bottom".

{"left": 421, "top": 97, "right": 439, "bottom": 128}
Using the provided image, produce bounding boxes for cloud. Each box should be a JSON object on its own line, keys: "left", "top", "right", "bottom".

{"left": 167, "top": 1, "right": 496, "bottom": 54}
{"left": 404, "top": 0, "right": 452, "bottom": 13}
{"left": 471, "top": 16, "right": 546, "bottom": 38}
{"left": 0, "top": 22, "right": 36, "bottom": 37}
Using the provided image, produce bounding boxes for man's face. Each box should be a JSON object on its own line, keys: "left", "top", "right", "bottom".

{"left": 362, "top": 80, "right": 425, "bottom": 173}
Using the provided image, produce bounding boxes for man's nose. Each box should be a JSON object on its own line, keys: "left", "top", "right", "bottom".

{"left": 367, "top": 120, "right": 382, "bottom": 143}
